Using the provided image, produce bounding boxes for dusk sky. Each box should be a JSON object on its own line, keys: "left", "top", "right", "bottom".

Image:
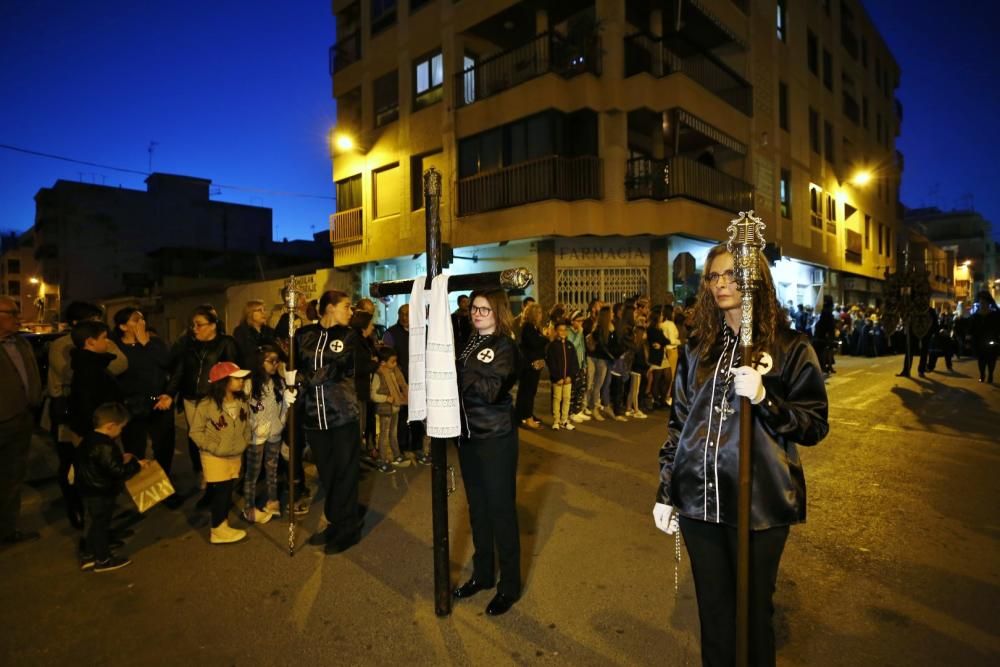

{"left": 1, "top": 1, "right": 997, "bottom": 242}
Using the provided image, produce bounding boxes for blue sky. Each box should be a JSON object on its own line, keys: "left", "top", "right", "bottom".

{"left": 1, "top": 1, "right": 997, "bottom": 242}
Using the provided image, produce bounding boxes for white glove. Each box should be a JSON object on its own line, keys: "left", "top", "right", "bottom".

{"left": 652, "top": 502, "right": 679, "bottom": 535}
{"left": 283, "top": 369, "right": 297, "bottom": 386}
{"left": 282, "top": 388, "right": 298, "bottom": 406}
{"left": 731, "top": 366, "right": 766, "bottom": 404}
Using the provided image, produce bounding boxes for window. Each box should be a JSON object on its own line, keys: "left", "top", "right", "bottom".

{"left": 778, "top": 81, "right": 789, "bottom": 131}
{"left": 825, "top": 193, "right": 837, "bottom": 233}
{"left": 877, "top": 223, "right": 884, "bottom": 255}
{"left": 373, "top": 163, "right": 401, "bottom": 218}
{"left": 7, "top": 259, "right": 19, "bottom": 274}
{"left": 809, "top": 108, "right": 820, "bottom": 154}
{"left": 843, "top": 90, "right": 859, "bottom": 125}
{"left": 461, "top": 54, "right": 476, "bottom": 105}
{"left": 864, "top": 214, "right": 871, "bottom": 249}
{"left": 807, "top": 31, "right": 818, "bottom": 75}
{"left": 861, "top": 36, "right": 868, "bottom": 68}
{"left": 413, "top": 50, "right": 444, "bottom": 111}
{"left": 373, "top": 70, "right": 399, "bottom": 128}
{"left": 371, "top": 0, "right": 396, "bottom": 35}
{"left": 876, "top": 112, "right": 882, "bottom": 143}
{"left": 862, "top": 96, "right": 869, "bottom": 129}
{"left": 7, "top": 280, "right": 19, "bottom": 297}
{"left": 824, "top": 121, "right": 835, "bottom": 164}
{"left": 875, "top": 57, "right": 882, "bottom": 87}
{"left": 822, "top": 49, "right": 833, "bottom": 90}
{"left": 335, "top": 174, "right": 362, "bottom": 211}
{"left": 810, "top": 186, "right": 822, "bottom": 229}
{"left": 776, "top": 0, "right": 787, "bottom": 42}
{"left": 336, "top": 87, "right": 362, "bottom": 132}
{"left": 780, "top": 169, "right": 791, "bottom": 218}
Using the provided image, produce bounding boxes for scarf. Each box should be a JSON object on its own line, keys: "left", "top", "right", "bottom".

{"left": 407, "top": 275, "right": 428, "bottom": 422}
{"left": 425, "top": 274, "right": 460, "bottom": 438}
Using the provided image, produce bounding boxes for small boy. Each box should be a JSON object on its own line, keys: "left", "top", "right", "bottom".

{"left": 370, "top": 347, "right": 410, "bottom": 474}
{"left": 545, "top": 320, "right": 580, "bottom": 430}
{"left": 76, "top": 402, "right": 144, "bottom": 572}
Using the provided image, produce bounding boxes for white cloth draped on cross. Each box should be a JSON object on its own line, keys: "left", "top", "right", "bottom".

{"left": 407, "top": 274, "right": 461, "bottom": 437}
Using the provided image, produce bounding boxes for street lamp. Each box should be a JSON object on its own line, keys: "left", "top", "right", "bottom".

{"left": 334, "top": 132, "right": 355, "bottom": 152}
{"left": 29, "top": 276, "right": 39, "bottom": 284}
{"left": 850, "top": 170, "right": 873, "bottom": 187}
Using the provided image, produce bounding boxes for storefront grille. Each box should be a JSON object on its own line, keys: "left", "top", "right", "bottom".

{"left": 556, "top": 267, "right": 650, "bottom": 310}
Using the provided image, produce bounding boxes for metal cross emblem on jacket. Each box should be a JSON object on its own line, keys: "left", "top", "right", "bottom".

{"left": 477, "top": 348, "right": 494, "bottom": 363}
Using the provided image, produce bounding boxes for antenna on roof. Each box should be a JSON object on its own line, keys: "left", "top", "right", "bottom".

{"left": 147, "top": 140, "right": 159, "bottom": 173}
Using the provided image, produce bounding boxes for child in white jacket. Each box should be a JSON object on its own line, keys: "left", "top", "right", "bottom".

{"left": 244, "top": 345, "right": 296, "bottom": 522}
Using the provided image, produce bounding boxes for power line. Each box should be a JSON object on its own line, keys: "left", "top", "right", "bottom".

{"left": 0, "top": 142, "right": 335, "bottom": 201}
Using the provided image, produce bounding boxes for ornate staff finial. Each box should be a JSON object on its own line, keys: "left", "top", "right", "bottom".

{"left": 284, "top": 276, "right": 305, "bottom": 338}
{"left": 726, "top": 210, "right": 767, "bottom": 349}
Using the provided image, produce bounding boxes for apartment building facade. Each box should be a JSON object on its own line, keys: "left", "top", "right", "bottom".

{"left": 329, "top": 0, "right": 904, "bottom": 310}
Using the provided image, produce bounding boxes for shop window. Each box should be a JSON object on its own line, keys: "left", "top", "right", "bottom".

{"left": 780, "top": 169, "right": 791, "bottom": 219}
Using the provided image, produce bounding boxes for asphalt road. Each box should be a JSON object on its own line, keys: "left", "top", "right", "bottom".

{"left": 1, "top": 354, "right": 998, "bottom": 666}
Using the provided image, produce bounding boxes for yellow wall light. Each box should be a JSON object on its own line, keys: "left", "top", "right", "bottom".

{"left": 850, "top": 170, "right": 873, "bottom": 187}
{"left": 334, "top": 133, "right": 356, "bottom": 152}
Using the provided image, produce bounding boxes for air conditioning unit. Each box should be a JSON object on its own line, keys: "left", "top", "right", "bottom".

{"left": 811, "top": 269, "right": 825, "bottom": 284}
{"left": 373, "top": 264, "right": 397, "bottom": 283}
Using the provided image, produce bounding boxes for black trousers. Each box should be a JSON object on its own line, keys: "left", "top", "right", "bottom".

{"left": 121, "top": 409, "right": 176, "bottom": 475}
{"left": 306, "top": 422, "right": 360, "bottom": 542}
{"left": 679, "top": 517, "right": 790, "bottom": 667}
{"left": 0, "top": 412, "right": 33, "bottom": 537}
{"left": 978, "top": 349, "right": 998, "bottom": 381}
{"left": 55, "top": 439, "right": 84, "bottom": 523}
{"left": 207, "top": 480, "right": 235, "bottom": 528}
{"left": 277, "top": 399, "right": 306, "bottom": 489}
{"left": 82, "top": 495, "right": 116, "bottom": 560}
{"left": 515, "top": 366, "right": 541, "bottom": 421}
{"left": 457, "top": 431, "right": 521, "bottom": 598}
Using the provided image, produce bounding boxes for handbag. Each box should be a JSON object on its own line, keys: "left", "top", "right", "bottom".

{"left": 125, "top": 461, "right": 176, "bottom": 513}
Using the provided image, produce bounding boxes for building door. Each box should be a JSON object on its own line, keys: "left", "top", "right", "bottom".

{"left": 555, "top": 267, "right": 650, "bottom": 310}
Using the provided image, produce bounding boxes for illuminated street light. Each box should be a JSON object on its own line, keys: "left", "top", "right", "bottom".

{"left": 29, "top": 276, "right": 39, "bottom": 284}
{"left": 851, "top": 170, "right": 873, "bottom": 187}
{"left": 334, "top": 133, "right": 355, "bottom": 152}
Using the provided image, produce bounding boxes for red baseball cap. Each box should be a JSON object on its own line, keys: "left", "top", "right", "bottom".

{"left": 208, "top": 361, "right": 250, "bottom": 384}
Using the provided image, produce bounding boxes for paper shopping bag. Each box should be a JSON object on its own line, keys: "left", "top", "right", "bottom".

{"left": 125, "top": 461, "right": 176, "bottom": 513}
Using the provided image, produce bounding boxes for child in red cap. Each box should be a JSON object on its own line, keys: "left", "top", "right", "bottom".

{"left": 189, "top": 361, "right": 251, "bottom": 544}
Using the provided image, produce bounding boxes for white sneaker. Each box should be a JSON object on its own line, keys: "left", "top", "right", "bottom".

{"left": 577, "top": 412, "right": 592, "bottom": 421}
{"left": 634, "top": 410, "right": 649, "bottom": 419}
{"left": 593, "top": 409, "right": 605, "bottom": 421}
{"left": 625, "top": 409, "right": 635, "bottom": 417}
{"left": 552, "top": 422, "right": 561, "bottom": 430}
{"left": 583, "top": 408, "right": 593, "bottom": 416}
{"left": 211, "top": 521, "right": 248, "bottom": 545}
{"left": 614, "top": 415, "right": 628, "bottom": 422}
{"left": 570, "top": 413, "right": 585, "bottom": 423}
{"left": 562, "top": 422, "right": 576, "bottom": 431}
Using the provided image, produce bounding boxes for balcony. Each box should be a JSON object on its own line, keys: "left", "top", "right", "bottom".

{"left": 329, "top": 31, "right": 361, "bottom": 74}
{"left": 457, "top": 155, "right": 602, "bottom": 217}
{"left": 454, "top": 31, "right": 602, "bottom": 108}
{"left": 331, "top": 208, "right": 363, "bottom": 247}
{"left": 625, "top": 155, "right": 753, "bottom": 214}
{"left": 625, "top": 33, "right": 752, "bottom": 116}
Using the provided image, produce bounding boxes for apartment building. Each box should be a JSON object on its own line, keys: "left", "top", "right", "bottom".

{"left": 329, "top": 0, "right": 904, "bottom": 309}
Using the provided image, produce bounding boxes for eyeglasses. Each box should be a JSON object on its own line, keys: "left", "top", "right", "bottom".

{"left": 470, "top": 305, "right": 493, "bottom": 316}
{"left": 192, "top": 320, "right": 212, "bottom": 329}
{"left": 705, "top": 270, "right": 737, "bottom": 286}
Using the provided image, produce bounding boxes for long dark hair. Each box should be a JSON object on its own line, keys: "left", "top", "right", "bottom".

{"left": 208, "top": 375, "right": 247, "bottom": 408}
{"left": 595, "top": 306, "right": 613, "bottom": 344}
{"left": 691, "top": 244, "right": 788, "bottom": 361}
{"left": 250, "top": 344, "right": 284, "bottom": 403}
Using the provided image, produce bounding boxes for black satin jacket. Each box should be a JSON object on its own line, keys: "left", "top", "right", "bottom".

{"left": 458, "top": 333, "right": 519, "bottom": 441}
{"left": 294, "top": 323, "right": 359, "bottom": 430}
{"left": 657, "top": 325, "right": 829, "bottom": 530}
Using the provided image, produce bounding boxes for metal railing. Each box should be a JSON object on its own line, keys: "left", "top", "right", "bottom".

{"left": 329, "top": 31, "right": 361, "bottom": 74}
{"left": 625, "top": 155, "right": 754, "bottom": 213}
{"left": 454, "top": 31, "right": 602, "bottom": 108}
{"left": 624, "top": 32, "right": 753, "bottom": 117}
{"left": 331, "top": 207, "right": 363, "bottom": 246}
{"left": 457, "top": 155, "right": 603, "bottom": 216}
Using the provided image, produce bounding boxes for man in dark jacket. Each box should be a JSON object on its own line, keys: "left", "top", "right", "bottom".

{"left": 76, "top": 402, "right": 142, "bottom": 572}
{"left": 68, "top": 321, "right": 122, "bottom": 439}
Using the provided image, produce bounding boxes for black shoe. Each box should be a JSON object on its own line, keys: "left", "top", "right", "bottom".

{"left": 195, "top": 492, "right": 212, "bottom": 510}
{"left": 453, "top": 578, "right": 494, "bottom": 599}
{"left": 67, "top": 508, "right": 85, "bottom": 530}
{"left": 485, "top": 592, "right": 518, "bottom": 616}
{"left": 308, "top": 528, "right": 334, "bottom": 547}
{"left": 93, "top": 555, "right": 132, "bottom": 573}
{"left": 324, "top": 531, "right": 360, "bottom": 555}
{"left": 1, "top": 530, "right": 40, "bottom": 546}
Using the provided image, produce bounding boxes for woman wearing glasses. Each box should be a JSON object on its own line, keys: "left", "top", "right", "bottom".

{"left": 653, "top": 244, "right": 829, "bottom": 667}
{"left": 162, "top": 305, "right": 240, "bottom": 490}
{"left": 452, "top": 291, "right": 522, "bottom": 616}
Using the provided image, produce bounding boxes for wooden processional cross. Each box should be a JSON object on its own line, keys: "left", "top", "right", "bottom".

{"left": 368, "top": 167, "right": 534, "bottom": 617}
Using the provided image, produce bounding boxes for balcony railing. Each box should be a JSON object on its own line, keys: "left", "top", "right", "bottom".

{"left": 625, "top": 155, "right": 754, "bottom": 213}
{"left": 625, "top": 33, "right": 753, "bottom": 117}
{"left": 329, "top": 31, "right": 361, "bottom": 74}
{"left": 457, "top": 155, "right": 602, "bottom": 217}
{"left": 454, "top": 31, "right": 602, "bottom": 108}
{"left": 331, "top": 207, "right": 363, "bottom": 247}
